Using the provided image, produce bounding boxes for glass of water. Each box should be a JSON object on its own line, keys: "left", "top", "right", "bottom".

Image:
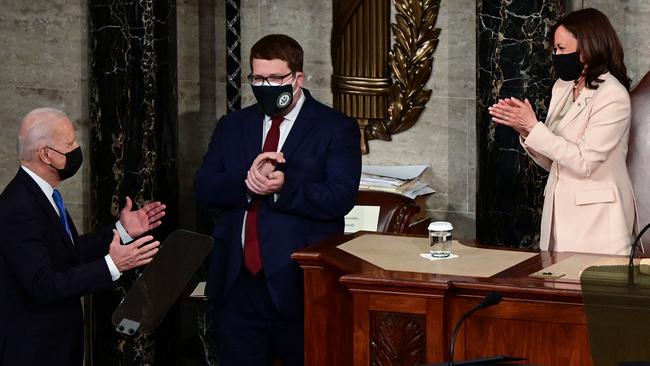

{"left": 428, "top": 221, "right": 453, "bottom": 258}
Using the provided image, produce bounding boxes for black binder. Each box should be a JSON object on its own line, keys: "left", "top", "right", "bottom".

{"left": 112, "top": 229, "right": 213, "bottom": 335}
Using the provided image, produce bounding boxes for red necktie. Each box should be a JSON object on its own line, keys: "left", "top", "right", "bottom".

{"left": 244, "top": 115, "right": 284, "bottom": 274}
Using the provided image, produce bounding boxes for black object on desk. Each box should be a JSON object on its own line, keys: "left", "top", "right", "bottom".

{"left": 422, "top": 355, "right": 528, "bottom": 365}
{"left": 581, "top": 263, "right": 650, "bottom": 366}
{"left": 111, "top": 229, "right": 213, "bottom": 335}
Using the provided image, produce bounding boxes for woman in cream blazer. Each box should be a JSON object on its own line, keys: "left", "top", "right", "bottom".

{"left": 488, "top": 8, "right": 637, "bottom": 255}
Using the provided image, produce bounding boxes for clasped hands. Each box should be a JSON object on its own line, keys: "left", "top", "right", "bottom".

{"left": 488, "top": 97, "right": 539, "bottom": 138}
{"left": 246, "top": 152, "right": 286, "bottom": 196}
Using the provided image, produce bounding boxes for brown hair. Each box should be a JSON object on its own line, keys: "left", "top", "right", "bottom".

{"left": 249, "top": 34, "right": 303, "bottom": 72}
{"left": 552, "top": 8, "right": 630, "bottom": 90}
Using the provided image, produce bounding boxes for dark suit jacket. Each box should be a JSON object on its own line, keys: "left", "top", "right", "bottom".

{"left": 194, "top": 89, "right": 361, "bottom": 317}
{"left": 0, "top": 168, "right": 114, "bottom": 366}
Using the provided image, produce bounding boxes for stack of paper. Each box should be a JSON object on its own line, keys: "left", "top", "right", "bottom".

{"left": 360, "top": 165, "right": 435, "bottom": 199}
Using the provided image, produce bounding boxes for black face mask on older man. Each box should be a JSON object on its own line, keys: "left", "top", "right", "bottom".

{"left": 48, "top": 146, "right": 83, "bottom": 180}
{"left": 552, "top": 52, "right": 584, "bottom": 81}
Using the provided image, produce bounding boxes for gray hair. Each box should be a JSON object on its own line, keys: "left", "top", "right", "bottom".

{"left": 17, "top": 107, "right": 69, "bottom": 161}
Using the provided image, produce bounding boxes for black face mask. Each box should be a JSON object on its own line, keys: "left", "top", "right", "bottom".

{"left": 251, "top": 84, "right": 294, "bottom": 116}
{"left": 48, "top": 146, "right": 83, "bottom": 180}
{"left": 552, "top": 52, "right": 584, "bottom": 81}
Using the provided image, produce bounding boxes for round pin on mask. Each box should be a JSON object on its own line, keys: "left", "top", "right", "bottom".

{"left": 276, "top": 92, "right": 292, "bottom": 109}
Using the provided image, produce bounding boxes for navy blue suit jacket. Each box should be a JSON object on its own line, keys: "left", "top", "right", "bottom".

{"left": 194, "top": 89, "right": 361, "bottom": 316}
{"left": 0, "top": 168, "right": 114, "bottom": 366}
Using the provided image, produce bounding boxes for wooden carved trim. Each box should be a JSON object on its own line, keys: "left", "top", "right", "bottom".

{"left": 370, "top": 311, "right": 426, "bottom": 366}
{"left": 391, "top": 205, "right": 419, "bottom": 233}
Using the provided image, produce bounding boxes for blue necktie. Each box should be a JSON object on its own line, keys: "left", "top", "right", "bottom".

{"left": 52, "top": 189, "right": 72, "bottom": 241}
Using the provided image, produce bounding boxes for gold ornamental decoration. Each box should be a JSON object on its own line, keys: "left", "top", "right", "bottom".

{"left": 383, "top": 0, "right": 440, "bottom": 138}
{"left": 331, "top": 0, "right": 440, "bottom": 153}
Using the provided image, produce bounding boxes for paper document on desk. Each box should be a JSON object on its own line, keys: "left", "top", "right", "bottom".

{"left": 360, "top": 165, "right": 434, "bottom": 197}
{"left": 190, "top": 281, "right": 206, "bottom": 298}
{"left": 344, "top": 206, "right": 380, "bottom": 233}
{"left": 402, "top": 183, "right": 435, "bottom": 199}
{"left": 362, "top": 165, "right": 427, "bottom": 180}
{"left": 530, "top": 254, "right": 635, "bottom": 281}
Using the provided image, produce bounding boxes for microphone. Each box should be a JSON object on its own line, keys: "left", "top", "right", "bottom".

{"left": 628, "top": 222, "right": 650, "bottom": 283}
{"left": 448, "top": 292, "right": 502, "bottom": 366}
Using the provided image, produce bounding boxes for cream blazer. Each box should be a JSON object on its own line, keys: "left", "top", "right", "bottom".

{"left": 521, "top": 72, "right": 637, "bottom": 255}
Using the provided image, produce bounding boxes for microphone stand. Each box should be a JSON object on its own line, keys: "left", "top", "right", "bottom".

{"left": 628, "top": 222, "right": 650, "bottom": 284}
{"left": 448, "top": 304, "right": 482, "bottom": 366}
{"left": 448, "top": 292, "right": 502, "bottom": 366}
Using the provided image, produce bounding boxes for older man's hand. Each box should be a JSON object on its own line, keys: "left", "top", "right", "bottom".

{"left": 108, "top": 230, "right": 160, "bottom": 272}
{"left": 119, "top": 197, "right": 166, "bottom": 238}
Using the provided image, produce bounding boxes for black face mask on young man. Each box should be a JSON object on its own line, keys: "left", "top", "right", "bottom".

{"left": 251, "top": 83, "right": 295, "bottom": 117}
{"left": 552, "top": 52, "right": 585, "bottom": 81}
{"left": 48, "top": 146, "right": 83, "bottom": 181}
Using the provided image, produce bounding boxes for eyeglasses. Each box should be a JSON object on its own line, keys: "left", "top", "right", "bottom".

{"left": 247, "top": 71, "right": 295, "bottom": 86}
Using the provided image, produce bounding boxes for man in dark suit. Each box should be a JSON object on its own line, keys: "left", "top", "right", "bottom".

{"left": 0, "top": 108, "right": 166, "bottom": 366}
{"left": 194, "top": 34, "right": 361, "bottom": 365}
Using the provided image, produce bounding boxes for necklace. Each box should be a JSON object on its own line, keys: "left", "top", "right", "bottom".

{"left": 572, "top": 79, "right": 584, "bottom": 101}
{"left": 574, "top": 76, "right": 586, "bottom": 89}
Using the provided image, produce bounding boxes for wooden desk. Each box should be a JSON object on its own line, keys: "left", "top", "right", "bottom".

{"left": 292, "top": 232, "right": 595, "bottom": 366}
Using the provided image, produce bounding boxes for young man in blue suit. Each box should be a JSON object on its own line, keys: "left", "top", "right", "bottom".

{"left": 0, "top": 108, "right": 165, "bottom": 366}
{"left": 195, "top": 34, "right": 361, "bottom": 365}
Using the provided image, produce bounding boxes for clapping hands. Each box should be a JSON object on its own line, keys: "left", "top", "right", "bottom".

{"left": 108, "top": 230, "right": 160, "bottom": 272}
{"left": 488, "top": 97, "right": 539, "bottom": 137}
{"left": 119, "top": 197, "right": 166, "bottom": 238}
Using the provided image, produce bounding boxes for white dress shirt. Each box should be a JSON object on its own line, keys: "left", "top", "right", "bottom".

{"left": 261, "top": 91, "right": 305, "bottom": 150}
{"left": 21, "top": 166, "right": 125, "bottom": 281}
{"left": 240, "top": 91, "right": 306, "bottom": 248}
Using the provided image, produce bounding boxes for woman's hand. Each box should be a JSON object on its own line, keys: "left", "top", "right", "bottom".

{"left": 488, "top": 97, "right": 539, "bottom": 138}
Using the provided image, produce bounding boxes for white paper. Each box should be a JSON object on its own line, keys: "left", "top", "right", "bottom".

{"left": 362, "top": 165, "right": 427, "bottom": 180}
{"left": 403, "top": 183, "right": 436, "bottom": 199}
{"left": 344, "top": 205, "right": 381, "bottom": 233}
{"left": 420, "top": 253, "right": 459, "bottom": 260}
{"left": 360, "top": 174, "right": 407, "bottom": 187}
{"left": 190, "top": 281, "right": 206, "bottom": 298}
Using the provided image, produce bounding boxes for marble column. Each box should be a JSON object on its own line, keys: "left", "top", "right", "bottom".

{"left": 88, "top": 0, "right": 179, "bottom": 364}
{"left": 476, "top": 0, "right": 564, "bottom": 248}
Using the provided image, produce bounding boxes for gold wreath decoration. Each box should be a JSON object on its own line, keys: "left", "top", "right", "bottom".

{"left": 366, "top": 0, "right": 441, "bottom": 141}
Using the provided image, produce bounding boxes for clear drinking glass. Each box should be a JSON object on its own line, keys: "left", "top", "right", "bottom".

{"left": 428, "top": 221, "right": 453, "bottom": 258}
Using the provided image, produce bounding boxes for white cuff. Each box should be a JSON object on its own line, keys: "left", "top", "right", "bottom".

{"left": 273, "top": 193, "right": 279, "bottom": 203}
{"left": 104, "top": 254, "right": 122, "bottom": 281}
{"left": 115, "top": 221, "right": 134, "bottom": 244}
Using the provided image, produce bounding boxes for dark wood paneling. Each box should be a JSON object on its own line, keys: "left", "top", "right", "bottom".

{"left": 449, "top": 296, "right": 590, "bottom": 365}
{"left": 354, "top": 293, "right": 371, "bottom": 365}
{"left": 370, "top": 312, "right": 426, "bottom": 366}
{"left": 464, "top": 317, "right": 591, "bottom": 365}
{"left": 426, "top": 300, "right": 446, "bottom": 362}
{"left": 294, "top": 232, "right": 595, "bottom": 366}
{"left": 303, "top": 266, "right": 352, "bottom": 366}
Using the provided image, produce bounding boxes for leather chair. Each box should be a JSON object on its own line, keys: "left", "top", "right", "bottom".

{"left": 629, "top": 71, "right": 650, "bottom": 250}
{"left": 355, "top": 190, "right": 430, "bottom": 234}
